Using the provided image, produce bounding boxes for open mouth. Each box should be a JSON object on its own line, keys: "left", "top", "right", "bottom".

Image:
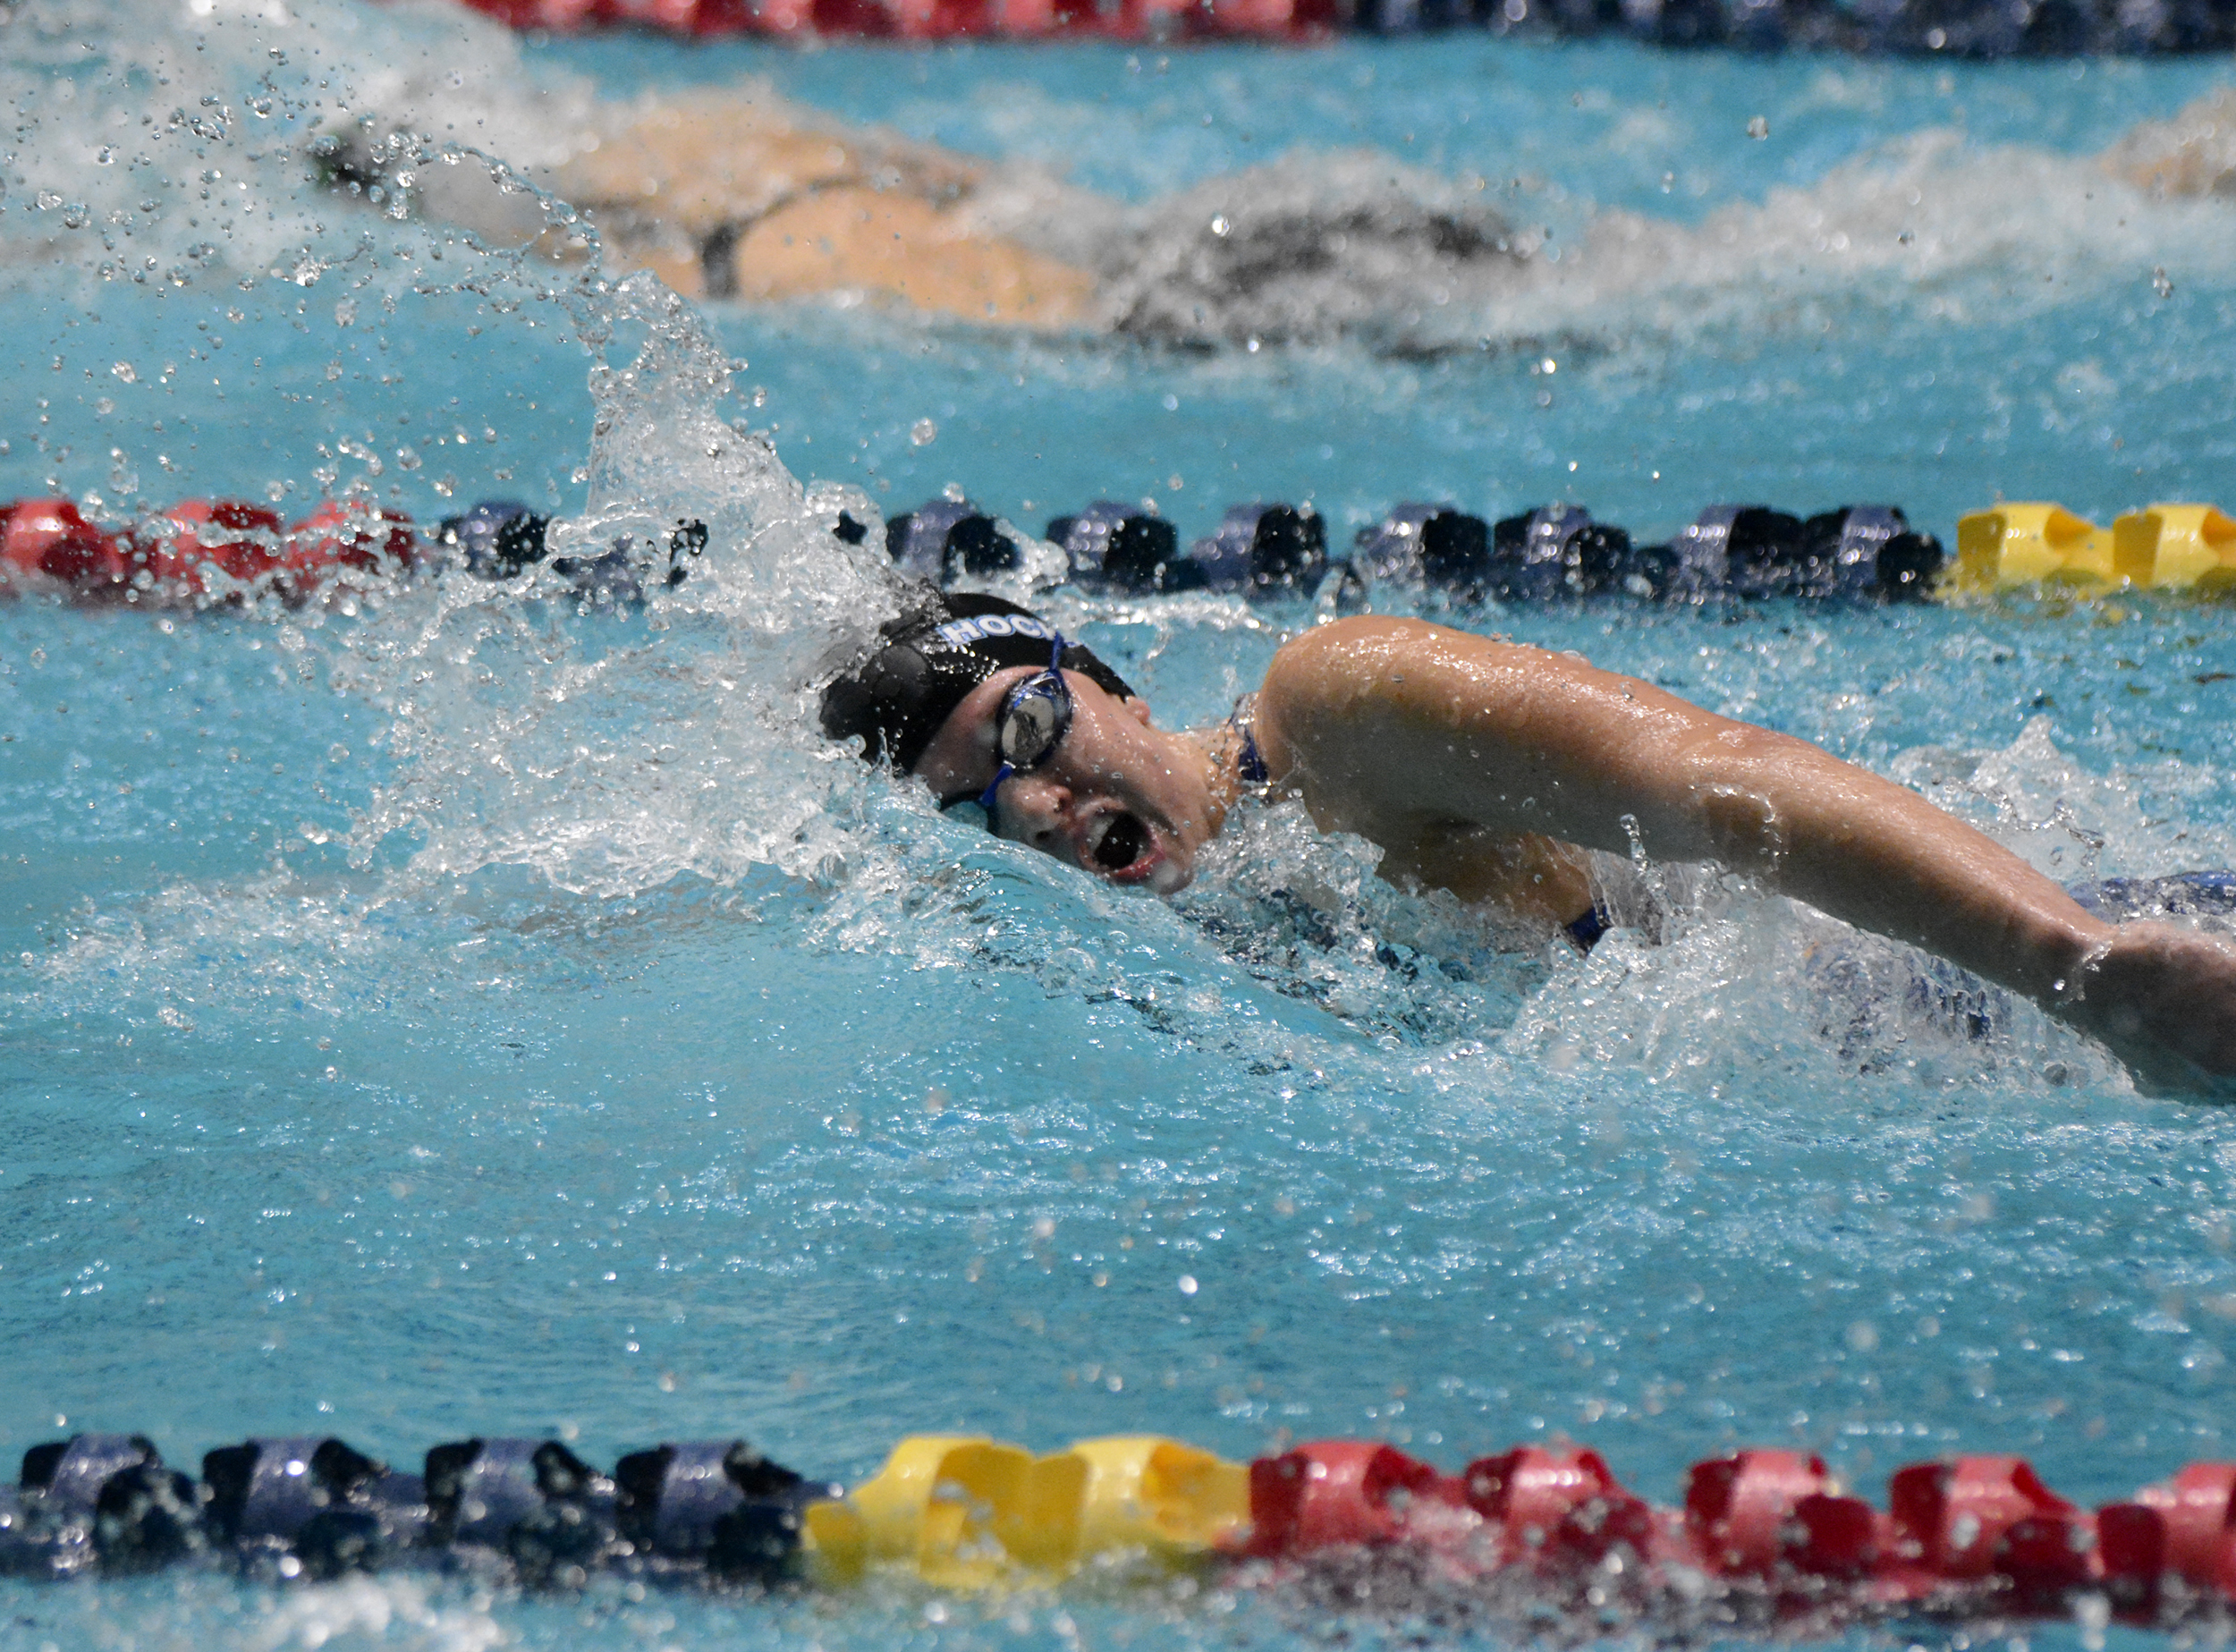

{"left": 1088, "top": 811, "right": 1150, "bottom": 871}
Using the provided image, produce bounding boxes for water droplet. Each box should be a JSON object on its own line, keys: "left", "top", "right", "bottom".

{"left": 1178, "top": 1275, "right": 1198, "bottom": 1296}
{"left": 910, "top": 418, "right": 937, "bottom": 447}
{"left": 1747, "top": 115, "right": 1769, "bottom": 140}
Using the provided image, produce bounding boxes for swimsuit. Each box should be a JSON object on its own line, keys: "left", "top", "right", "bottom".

{"left": 1229, "top": 696, "right": 1274, "bottom": 791}
{"left": 1565, "top": 905, "right": 1611, "bottom": 952}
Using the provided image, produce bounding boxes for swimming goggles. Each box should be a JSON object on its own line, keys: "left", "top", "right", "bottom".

{"left": 947, "top": 629, "right": 1074, "bottom": 822}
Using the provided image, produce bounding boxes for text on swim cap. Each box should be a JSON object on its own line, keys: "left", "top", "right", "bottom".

{"left": 931, "top": 614, "right": 1058, "bottom": 649}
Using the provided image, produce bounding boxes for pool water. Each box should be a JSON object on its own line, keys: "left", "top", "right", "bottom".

{"left": 5, "top": 4, "right": 2236, "bottom": 1648}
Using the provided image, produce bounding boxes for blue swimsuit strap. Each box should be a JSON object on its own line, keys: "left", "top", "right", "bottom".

{"left": 1238, "top": 726, "right": 1270, "bottom": 786}
{"left": 1565, "top": 905, "right": 1610, "bottom": 953}
{"left": 1231, "top": 698, "right": 1271, "bottom": 787}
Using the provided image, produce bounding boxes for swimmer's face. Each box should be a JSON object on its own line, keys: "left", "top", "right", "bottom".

{"left": 913, "top": 666, "right": 1220, "bottom": 894}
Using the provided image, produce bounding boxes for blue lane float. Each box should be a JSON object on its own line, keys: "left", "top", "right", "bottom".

{"left": 1022, "top": 496, "right": 1947, "bottom": 605}
{"left": 0, "top": 1433, "right": 838, "bottom": 1589}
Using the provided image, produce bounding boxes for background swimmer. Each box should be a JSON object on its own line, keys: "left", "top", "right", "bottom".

{"left": 827, "top": 591, "right": 2236, "bottom": 1095}
{"left": 319, "top": 75, "right": 2236, "bottom": 350}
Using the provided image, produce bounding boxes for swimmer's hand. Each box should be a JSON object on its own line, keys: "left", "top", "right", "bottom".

{"left": 2057, "top": 922, "right": 2236, "bottom": 1098}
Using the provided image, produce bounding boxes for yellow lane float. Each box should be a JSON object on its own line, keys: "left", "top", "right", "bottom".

{"left": 1954, "top": 503, "right": 2111, "bottom": 591}
{"left": 1953, "top": 502, "right": 2236, "bottom": 595}
{"left": 1071, "top": 1435, "right": 1252, "bottom": 1563}
{"left": 801, "top": 1433, "right": 1249, "bottom": 1587}
{"left": 2113, "top": 504, "right": 2236, "bottom": 594}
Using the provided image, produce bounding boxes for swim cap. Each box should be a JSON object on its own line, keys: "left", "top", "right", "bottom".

{"left": 818, "top": 588, "right": 1137, "bottom": 774}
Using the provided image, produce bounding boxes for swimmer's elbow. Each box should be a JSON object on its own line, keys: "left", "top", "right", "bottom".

{"left": 1672, "top": 724, "right": 1826, "bottom": 871}
{"left": 1695, "top": 784, "right": 1787, "bottom": 873}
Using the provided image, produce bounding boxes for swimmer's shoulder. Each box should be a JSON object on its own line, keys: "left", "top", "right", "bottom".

{"left": 1258, "top": 618, "right": 1498, "bottom": 783}
{"left": 1261, "top": 617, "right": 1569, "bottom": 718}
{"left": 1263, "top": 615, "right": 1445, "bottom": 705}
{"left": 1258, "top": 618, "right": 1606, "bottom": 794}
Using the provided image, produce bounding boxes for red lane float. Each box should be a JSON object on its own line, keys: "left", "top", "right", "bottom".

{"left": 1462, "top": 1444, "right": 1658, "bottom": 1571}
{"left": 281, "top": 499, "right": 417, "bottom": 601}
{"left": 0, "top": 496, "right": 417, "bottom": 607}
{"left": 1884, "top": 1454, "right": 2096, "bottom": 1607}
{"left": 439, "top": 0, "right": 1335, "bottom": 40}
{"left": 2100, "top": 1462, "right": 2236, "bottom": 1614}
{"left": 1239, "top": 1442, "right": 1664, "bottom": 1577}
{"left": 1682, "top": 1449, "right": 1877, "bottom": 1583}
{"left": 0, "top": 498, "right": 131, "bottom": 598}
{"left": 1243, "top": 1440, "right": 1460, "bottom": 1557}
{"left": 135, "top": 499, "right": 287, "bottom": 595}
{"left": 1230, "top": 1440, "right": 2236, "bottom": 1625}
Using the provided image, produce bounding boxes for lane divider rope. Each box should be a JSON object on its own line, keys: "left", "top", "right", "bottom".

{"left": 8, "top": 1427, "right": 2236, "bottom": 1629}
{"left": 4, "top": 492, "right": 2232, "bottom": 611}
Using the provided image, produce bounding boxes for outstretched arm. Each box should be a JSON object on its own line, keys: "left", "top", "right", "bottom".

{"left": 1255, "top": 617, "right": 2236, "bottom": 1089}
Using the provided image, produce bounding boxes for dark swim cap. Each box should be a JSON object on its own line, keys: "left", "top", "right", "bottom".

{"left": 819, "top": 589, "right": 1137, "bottom": 775}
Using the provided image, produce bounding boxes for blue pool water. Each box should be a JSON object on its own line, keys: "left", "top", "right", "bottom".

{"left": 6, "top": 3, "right": 2236, "bottom": 1647}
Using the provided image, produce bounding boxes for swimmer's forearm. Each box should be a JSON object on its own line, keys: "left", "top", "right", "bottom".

{"left": 1650, "top": 730, "right": 2109, "bottom": 1003}
{"left": 1542, "top": 729, "right": 2106, "bottom": 1004}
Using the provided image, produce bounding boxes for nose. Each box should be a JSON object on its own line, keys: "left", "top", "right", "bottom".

{"left": 995, "top": 772, "right": 1075, "bottom": 858}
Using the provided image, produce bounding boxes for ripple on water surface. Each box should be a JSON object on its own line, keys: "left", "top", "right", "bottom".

{"left": 4, "top": 3, "right": 2236, "bottom": 1648}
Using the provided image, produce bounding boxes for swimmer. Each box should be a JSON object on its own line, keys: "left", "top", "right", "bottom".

{"left": 821, "top": 589, "right": 2236, "bottom": 1094}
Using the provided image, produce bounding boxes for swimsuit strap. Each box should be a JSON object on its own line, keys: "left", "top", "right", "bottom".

{"left": 1565, "top": 905, "right": 1609, "bottom": 953}
{"left": 1230, "top": 695, "right": 1272, "bottom": 788}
